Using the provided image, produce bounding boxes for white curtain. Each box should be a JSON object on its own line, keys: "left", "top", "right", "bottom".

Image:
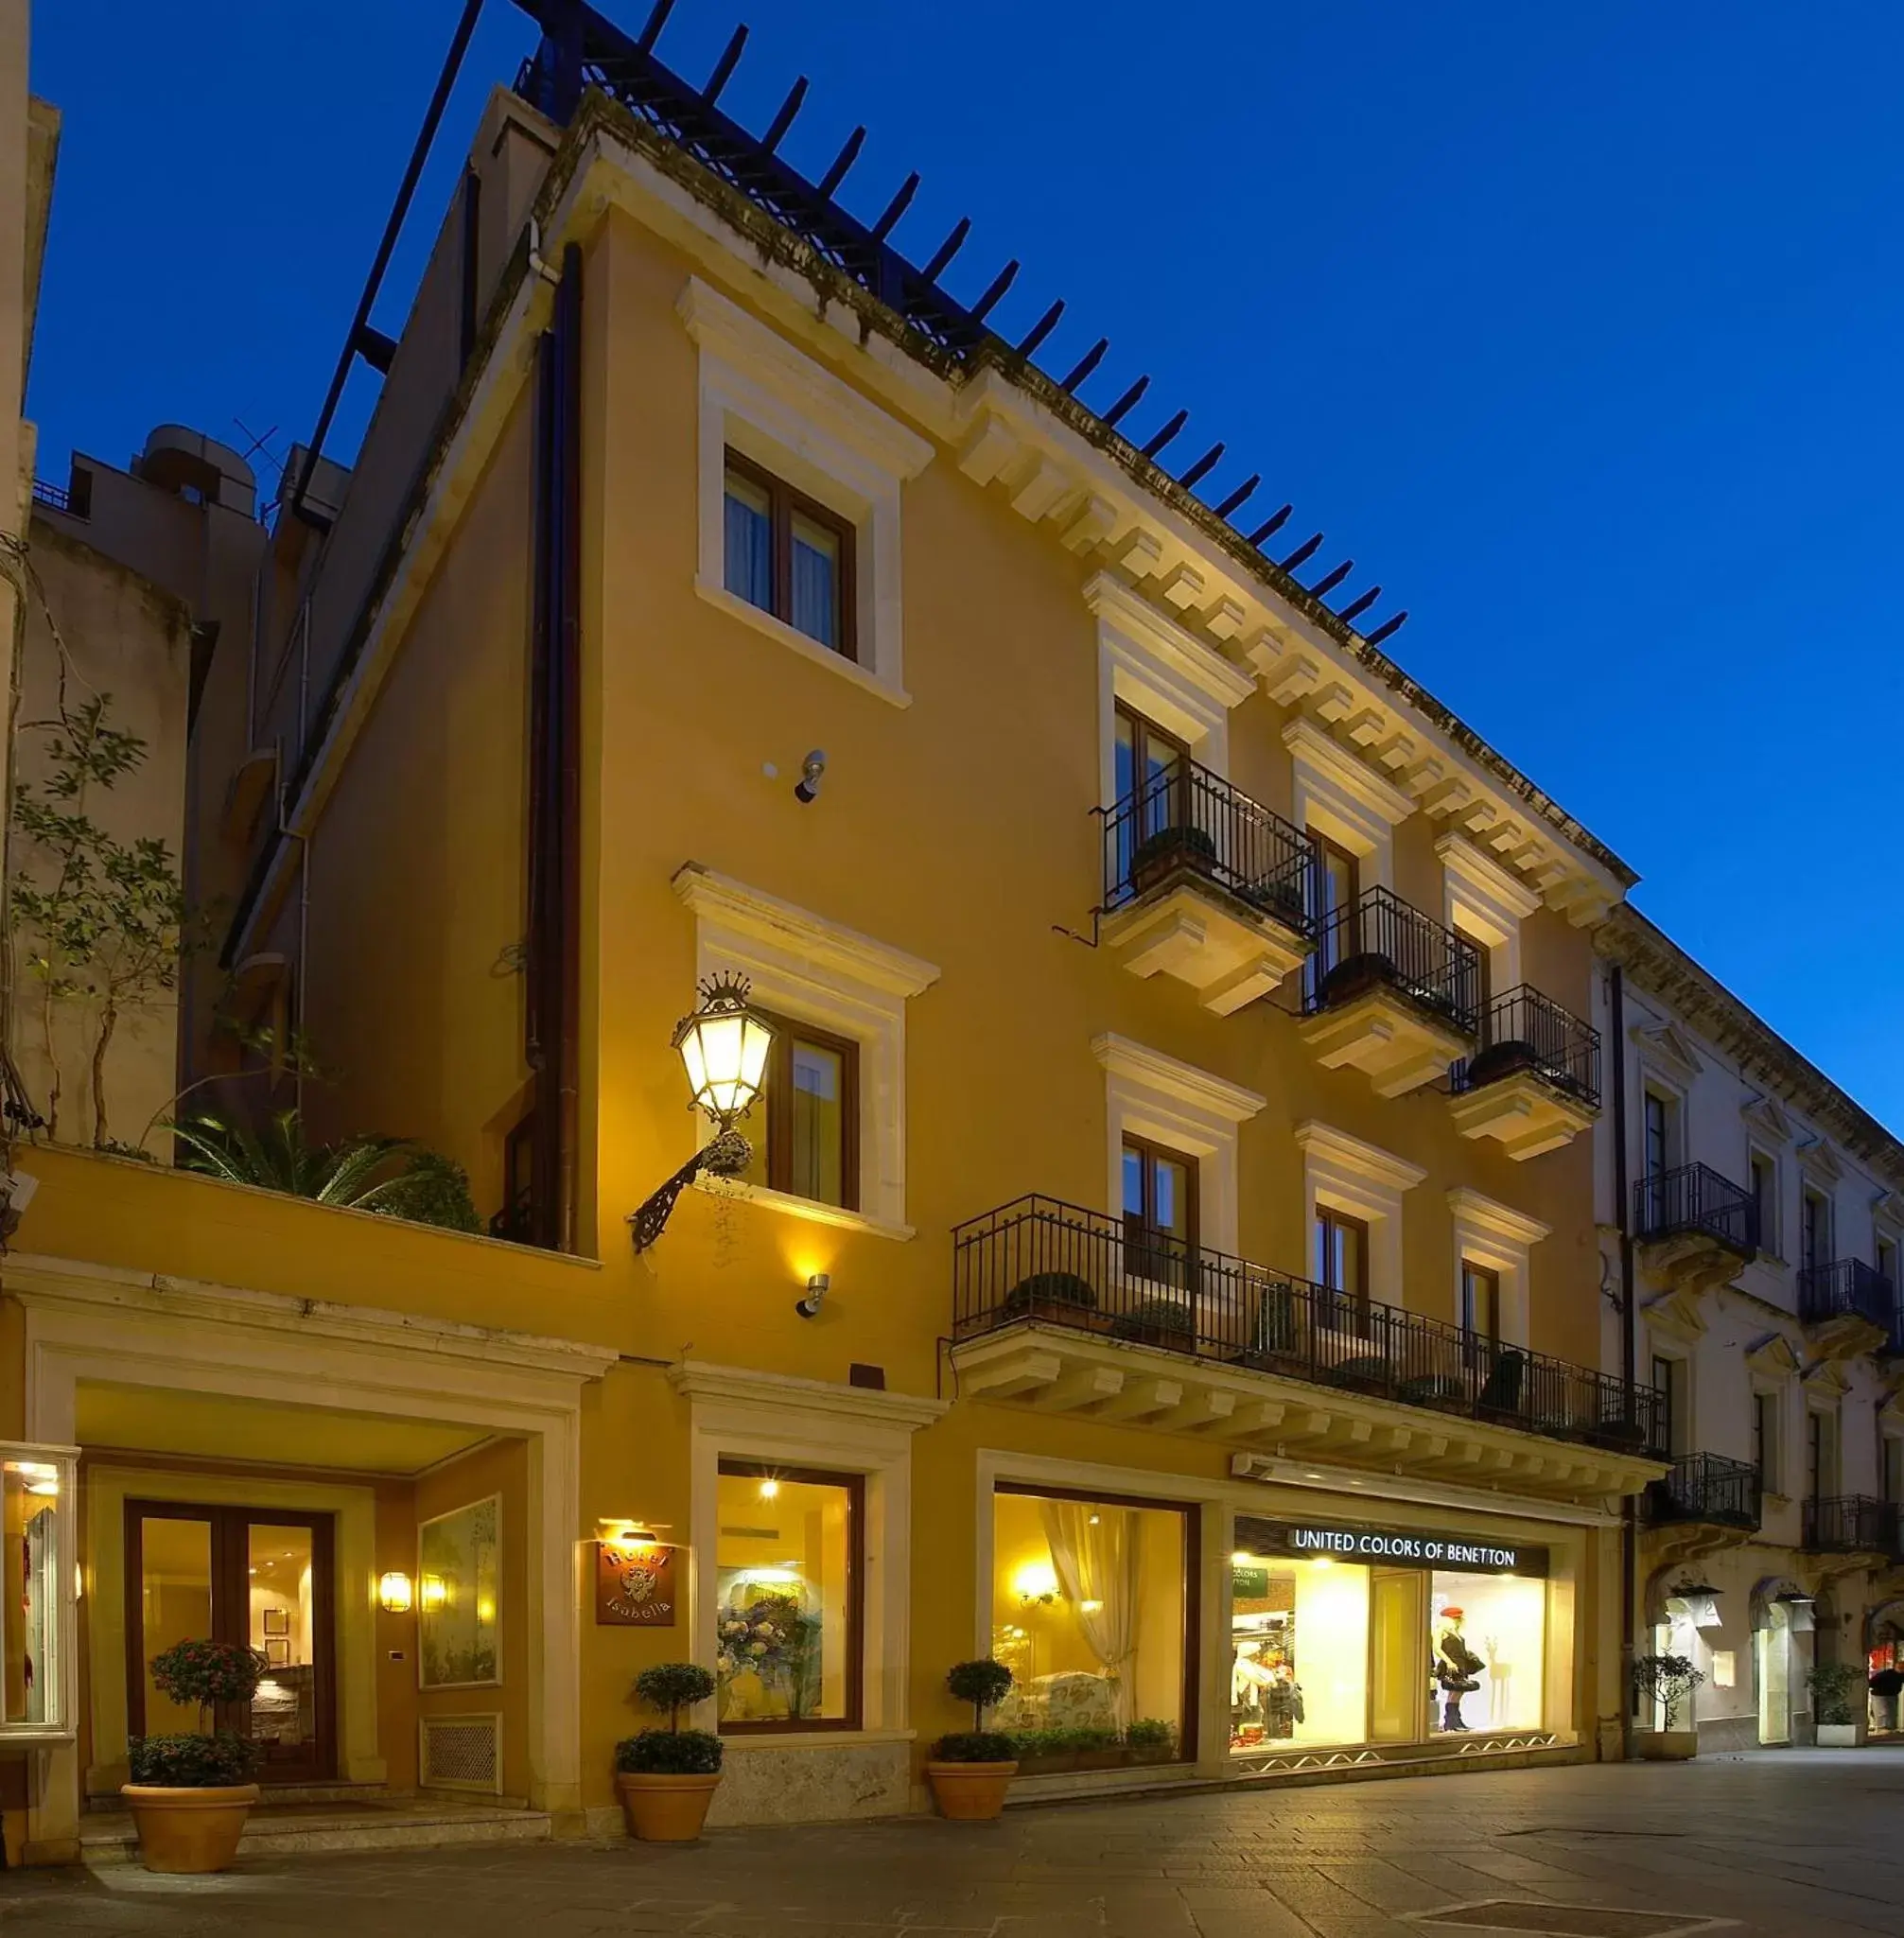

{"left": 1041, "top": 1500, "right": 1143, "bottom": 1727}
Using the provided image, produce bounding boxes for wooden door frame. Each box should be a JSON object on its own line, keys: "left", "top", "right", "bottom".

{"left": 123, "top": 1500, "right": 339, "bottom": 1784}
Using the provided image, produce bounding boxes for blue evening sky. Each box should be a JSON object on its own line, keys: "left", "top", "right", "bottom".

{"left": 27, "top": 4, "right": 1904, "bottom": 1126}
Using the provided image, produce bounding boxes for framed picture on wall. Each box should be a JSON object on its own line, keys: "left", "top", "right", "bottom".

{"left": 261, "top": 1608, "right": 289, "bottom": 1638}
{"left": 265, "top": 1638, "right": 290, "bottom": 1667}
{"left": 418, "top": 1494, "right": 502, "bottom": 1688}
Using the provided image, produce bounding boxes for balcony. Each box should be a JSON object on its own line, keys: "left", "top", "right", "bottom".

{"left": 1298, "top": 888, "right": 1481, "bottom": 1097}
{"left": 949, "top": 1195, "right": 1667, "bottom": 1502}
{"left": 1098, "top": 759, "right": 1317, "bottom": 1015}
{"left": 1801, "top": 1494, "right": 1898, "bottom": 1559}
{"left": 1797, "top": 1259, "right": 1894, "bottom": 1358}
{"left": 1644, "top": 1452, "right": 1762, "bottom": 1536}
{"left": 1633, "top": 1162, "right": 1757, "bottom": 1295}
{"left": 1448, "top": 986, "right": 1601, "bottom": 1161}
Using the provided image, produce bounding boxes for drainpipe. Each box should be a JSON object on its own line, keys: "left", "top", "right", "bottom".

{"left": 524, "top": 243, "right": 583, "bottom": 1253}
{"left": 1610, "top": 963, "right": 1637, "bottom": 1757}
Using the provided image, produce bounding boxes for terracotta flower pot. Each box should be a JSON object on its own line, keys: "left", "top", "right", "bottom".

{"left": 1638, "top": 1730, "right": 1698, "bottom": 1761}
{"left": 121, "top": 1783, "right": 260, "bottom": 1874}
{"left": 616, "top": 1771, "right": 722, "bottom": 1842}
{"left": 925, "top": 1759, "right": 1016, "bottom": 1821}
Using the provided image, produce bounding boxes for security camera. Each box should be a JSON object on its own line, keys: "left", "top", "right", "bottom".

{"left": 795, "top": 1272, "right": 830, "bottom": 1318}
{"left": 795, "top": 750, "right": 826, "bottom": 804}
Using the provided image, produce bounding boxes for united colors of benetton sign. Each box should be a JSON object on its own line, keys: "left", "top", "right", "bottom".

{"left": 1235, "top": 1515, "right": 1547, "bottom": 1578}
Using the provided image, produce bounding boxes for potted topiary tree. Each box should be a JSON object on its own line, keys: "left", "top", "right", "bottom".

{"left": 1808, "top": 1662, "right": 1865, "bottom": 1747}
{"left": 615, "top": 1662, "right": 723, "bottom": 1842}
{"left": 925, "top": 1659, "right": 1017, "bottom": 1820}
{"left": 122, "top": 1638, "right": 266, "bottom": 1873}
{"left": 1631, "top": 1652, "right": 1704, "bottom": 1760}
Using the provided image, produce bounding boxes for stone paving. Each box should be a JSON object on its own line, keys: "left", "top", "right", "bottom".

{"left": 5, "top": 1750, "right": 1903, "bottom": 1936}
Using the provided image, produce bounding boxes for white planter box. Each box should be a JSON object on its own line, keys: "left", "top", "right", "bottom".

{"left": 1815, "top": 1723, "right": 1861, "bottom": 1748}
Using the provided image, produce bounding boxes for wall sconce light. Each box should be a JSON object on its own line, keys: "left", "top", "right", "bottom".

{"left": 795, "top": 1272, "right": 830, "bottom": 1319}
{"left": 628, "top": 975, "right": 776, "bottom": 1253}
{"left": 377, "top": 1571, "right": 414, "bottom": 1615}
{"left": 1013, "top": 1560, "right": 1061, "bottom": 1607}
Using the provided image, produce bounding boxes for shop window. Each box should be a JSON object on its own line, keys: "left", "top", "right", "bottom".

{"left": 714, "top": 1462, "right": 862, "bottom": 1731}
{"left": 739, "top": 1012, "right": 861, "bottom": 1211}
{"left": 1231, "top": 1516, "right": 1548, "bottom": 1753}
{"left": 1, "top": 1451, "right": 72, "bottom": 1735}
{"left": 989, "top": 1487, "right": 1192, "bottom": 1754}
{"left": 723, "top": 450, "right": 856, "bottom": 659}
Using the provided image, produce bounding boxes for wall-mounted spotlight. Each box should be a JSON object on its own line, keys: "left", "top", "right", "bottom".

{"left": 795, "top": 750, "right": 826, "bottom": 804}
{"left": 795, "top": 1271, "right": 830, "bottom": 1318}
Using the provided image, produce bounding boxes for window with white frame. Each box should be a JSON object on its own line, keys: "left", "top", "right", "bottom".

{"left": 673, "top": 863, "right": 939, "bottom": 1238}
{"left": 1748, "top": 1149, "right": 1780, "bottom": 1257}
{"left": 679, "top": 277, "right": 933, "bottom": 705}
{"left": 1294, "top": 1123, "right": 1426, "bottom": 1321}
{"left": 1447, "top": 1187, "right": 1550, "bottom": 1353}
{"left": 1093, "top": 1034, "right": 1264, "bottom": 1266}
{"left": 1283, "top": 717, "right": 1412, "bottom": 897}
{"left": 1436, "top": 833, "right": 1540, "bottom": 1013}
{"left": 1088, "top": 572, "right": 1252, "bottom": 813}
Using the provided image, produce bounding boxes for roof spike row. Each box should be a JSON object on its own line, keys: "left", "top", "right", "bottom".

{"left": 1017, "top": 300, "right": 1065, "bottom": 358}
{"left": 817, "top": 126, "right": 866, "bottom": 199}
{"left": 1246, "top": 505, "right": 1292, "bottom": 546}
{"left": 703, "top": 24, "right": 747, "bottom": 106}
{"left": 920, "top": 218, "right": 971, "bottom": 283}
{"left": 1365, "top": 610, "right": 1410, "bottom": 646}
{"left": 1280, "top": 533, "right": 1324, "bottom": 571}
{"left": 1178, "top": 443, "right": 1225, "bottom": 490}
{"left": 1336, "top": 585, "right": 1382, "bottom": 623}
{"left": 969, "top": 260, "right": 1019, "bottom": 323}
{"left": 761, "top": 77, "right": 809, "bottom": 153}
{"left": 1308, "top": 558, "right": 1354, "bottom": 599}
{"left": 636, "top": 0, "right": 677, "bottom": 54}
{"left": 1059, "top": 339, "right": 1109, "bottom": 393}
{"left": 871, "top": 173, "right": 921, "bottom": 242}
{"left": 1141, "top": 410, "right": 1188, "bottom": 459}
{"left": 1102, "top": 375, "right": 1150, "bottom": 427}
{"left": 1214, "top": 474, "right": 1260, "bottom": 518}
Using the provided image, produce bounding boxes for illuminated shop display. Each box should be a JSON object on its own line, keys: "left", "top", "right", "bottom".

{"left": 714, "top": 1463, "right": 861, "bottom": 1729}
{"left": 1230, "top": 1514, "right": 1549, "bottom": 1752}
{"left": 988, "top": 1486, "right": 1191, "bottom": 1746}
{"left": 1, "top": 1450, "right": 75, "bottom": 1737}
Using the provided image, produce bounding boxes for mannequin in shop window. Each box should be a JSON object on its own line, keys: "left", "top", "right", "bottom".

{"left": 1434, "top": 1604, "right": 1484, "bottom": 1732}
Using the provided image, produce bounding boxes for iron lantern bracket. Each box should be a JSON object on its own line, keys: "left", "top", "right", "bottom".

{"left": 628, "top": 1127, "right": 752, "bottom": 1253}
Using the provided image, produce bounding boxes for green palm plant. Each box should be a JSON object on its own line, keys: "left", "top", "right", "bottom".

{"left": 168, "top": 1110, "right": 479, "bottom": 1232}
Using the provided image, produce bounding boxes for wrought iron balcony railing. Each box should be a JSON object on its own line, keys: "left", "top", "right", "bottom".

{"left": 1633, "top": 1161, "right": 1758, "bottom": 1255}
{"left": 1801, "top": 1494, "right": 1898, "bottom": 1556}
{"left": 1450, "top": 984, "right": 1601, "bottom": 1110}
{"left": 30, "top": 477, "right": 71, "bottom": 514}
{"left": 952, "top": 1195, "right": 1667, "bottom": 1457}
{"left": 1797, "top": 1258, "right": 1895, "bottom": 1331}
{"left": 1100, "top": 757, "right": 1316, "bottom": 933}
{"left": 1644, "top": 1452, "right": 1762, "bottom": 1533}
{"left": 1302, "top": 886, "right": 1483, "bottom": 1038}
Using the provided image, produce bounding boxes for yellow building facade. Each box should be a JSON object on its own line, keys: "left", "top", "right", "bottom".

{"left": 0, "top": 18, "right": 1676, "bottom": 1861}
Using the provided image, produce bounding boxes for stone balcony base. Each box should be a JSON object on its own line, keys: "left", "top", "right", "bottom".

{"left": 1299, "top": 988, "right": 1473, "bottom": 1097}
{"left": 1103, "top": 879, "right": 1312, "bottom": 1016}
{"left": 1448, "top": 1071, "right": 1598, "bottom": 1161}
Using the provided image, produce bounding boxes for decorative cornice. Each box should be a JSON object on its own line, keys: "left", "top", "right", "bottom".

{"left": 1083, "top": 572, "right": 1255, "bottom": 711}
{"left": 1742, "top": 1092, "right": 1797, "bottom": 1146}
{"left": 673, "top": 863, "right": 940, "bottom": 999}
{"left": 1435, "top": 833, "right": 1542, "bottom": 922}
{"left": 3, "top": 1254, "right": 620, "bottom": 1380}
{"left": 667, "top": 1359, "right": 948, "bottom": 1430}
{"left": 1632, "top": 1020, "right": 1703, "bottom": 1085}
{"left": 1745, "top": 1332, "right": 1801, "bottom": 1379}
{"left": 1642, "top": 1286, "right": 1708, "bottom": 1345}
{"left": 1602, "top": 903, "right": 1904, "bottom": 1188}
{"left": 1797, "top": 1137, "right": 1845, "bottom": 1187}
{"left": 1283, "top": 718, "right": 1414, "bottom": 829}
{"left": 1293, "top": 1121, "right": 1427, "bottom": 1196}
{"left": 1446, "top": 1187, "right": 1552, "bottom": 1249}
{"left": 1092, "top": 1034, "right": 1266, "bottom": 1124}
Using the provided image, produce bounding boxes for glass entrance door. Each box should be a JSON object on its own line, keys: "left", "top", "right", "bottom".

{"left": 1757, "top": 1603, "right": 1791, "bottom": 1745}
{"left": 126, "top": 1503, "right": 337, "bottom": 1785}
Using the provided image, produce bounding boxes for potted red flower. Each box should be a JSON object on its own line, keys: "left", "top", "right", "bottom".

{"left": 122, "top": 1638, "right": 265, "bottom": 1873}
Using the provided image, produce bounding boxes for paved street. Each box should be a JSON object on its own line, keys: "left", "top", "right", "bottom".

{"left": 4, "top": 1752, "right": 1902, "bottom": 1937}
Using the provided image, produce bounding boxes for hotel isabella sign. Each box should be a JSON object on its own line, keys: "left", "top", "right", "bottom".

{"left": 1238, "top": 1516, "right": 1547, "bottom": 1578}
